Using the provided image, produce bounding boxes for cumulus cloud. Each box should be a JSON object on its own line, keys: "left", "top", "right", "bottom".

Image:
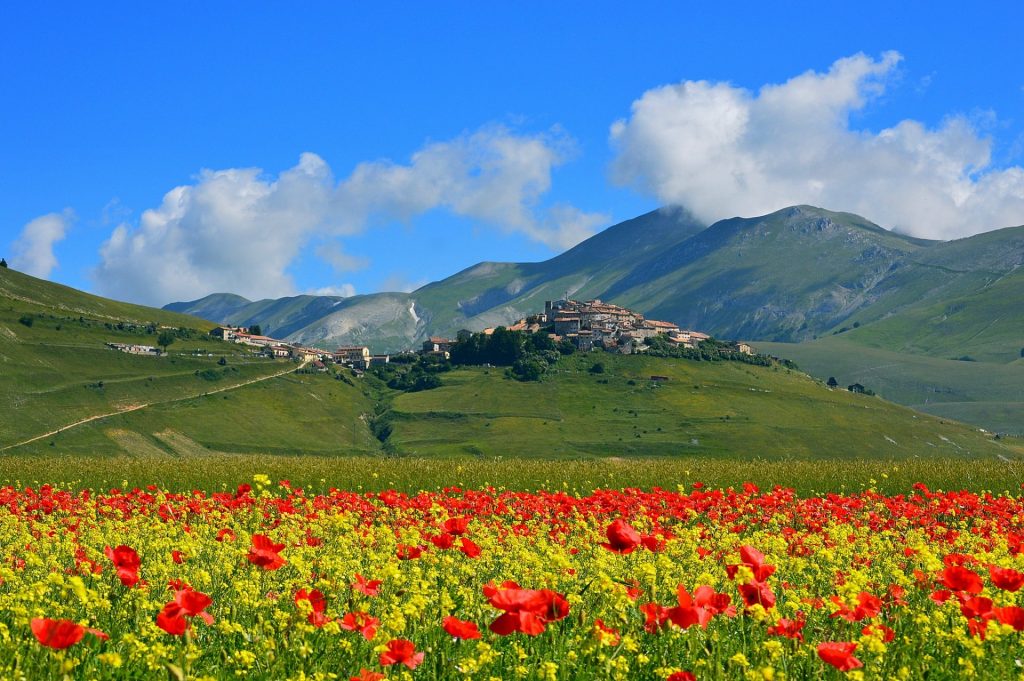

{"left": 315, "top": 242, "right": 369, "bottom": 274}
{"left": 11, "top": 209, "right": 74, "bottom": 278}
{"left": 306, "top": 284, "right": 357, "bottom": 297}
{"left": 95, "top": 126, "right": 606, "bottom": 306}
{"left": 610, "top": 52, "right": 1024, "bottom": 239}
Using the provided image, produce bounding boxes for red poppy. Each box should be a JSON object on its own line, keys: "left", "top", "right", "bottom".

{"left": 817, "top": 642, "right": 863, "bottom": 671}
{"left": 295, "top": 588, "right": 328, "bottom": 627}
{"left": 350, "top": 670, "right": 385, "bottom": 681}
{"left": 994, "top": 605, "right": 1024, "bottom": 630}
{"left": 861, "top": 623, "right": 895, "bottom": 642}
{"left": 31, "top": 618, "right": 91, "bottom": 649}
{"left": 442, "top": 517, "right": 470, "bottom": 535}
{"left": 641, "top": 534, "right": 666, "bottom": 552}
{"left": 487, "top": 584, "right": 569, "bottom": 636}
{"left": 429, "top": 533, "right": 455, "bottom": 549}
{"left": 640, "top": 602, "right": 671, "bottom": 633}
{"left": 247, "top": 534, "right": 286, "bottom": 570}
{"left": 989, "top": 565, "right": 1024, "bottom": 592}
{"left": 443, "top": 615, "right": 482, "bottom": 639}
{"left": 601, "top": 518, "right": 642, "bottom": 554}
{"left": 767, "top": 616, "right": 805, "bottom": 640}
{"left": 459, "top": 537, "right": 482, "bottom": 558}
{"left": 738, "top": 580, "right": 776, "bottom": 609}
{"left": 961, "top": 595, "right": 994, "bottom": 621}
{"left": 668, "top": 585, "right": 714, "bottom": 630}
{"left": 171, "top": 550, "right": 185, "bottom": 564}
{"left": 667, "top": 673, "right": 696, "bottom": 681}
{"left": 216, "top": 528, "right": 236, "bottom": 542}
{"left": 592, "top": 618, "right": 621, "bottom": 645}
{"left": 353, "top": 573, "right": 382, "bottom": 597}
{"left": 396, "top": 544, "right": 423, "bottom": 560}
{"left": 831, "top": 591, "right": 882, "bottom": 622}
{"left": 104, "top": 544, "right": 141, "bottom": 587}
{"left": 340, "top": 611, "right": 379, "bottom": 640}
{"left": 940, "top": 565, "right": 983, "bottom": 594}
{"left": 727, "top": 545, "right": 776, "bottom": 582}
{"left": 156, "top": 586, "right": 214, "bottom": 635}
{"left": 379, "top": 638, "right": 425, "bottom": 670}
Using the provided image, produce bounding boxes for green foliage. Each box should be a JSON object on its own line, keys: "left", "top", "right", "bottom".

{"left": 450, "top": 328, "right": 563, "bottom": 381}
{"left": 249, "top": 324, "right": 262, "bottom": 336}
{"left": 18, "top": 314, "right": 33, "bottom": 327}
{"left": 1, "top": 454, "right": 1023, "bottom": 498}
{"left": 589, "top": 362, "right": 605, "bottom": 374}
{"left": 373, "top": 355, "right": 447, "bottom": 392}
{"left": 157, "top": 330, "right": 176, "bottom": 351}
{"left": 645, "top": 335, "right": 776, "bottom": 367}
{"left": 0, "top": 258, "right": 7, "bottom": 268}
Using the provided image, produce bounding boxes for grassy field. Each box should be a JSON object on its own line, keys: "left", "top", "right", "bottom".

{"left": 10, "top": 370, "right": 381, "bottom": 457}
{"left": 1, "top": 453, "right": 1021, "bottom": 495}
{"left": 0, "top": 301, "right": 294, "bottom": 448}
{"left": 758, "top": 337, "right": 1024, "bottom": 434}
{"left": 388, "top": 353, "right": 1019, "bottom": 460}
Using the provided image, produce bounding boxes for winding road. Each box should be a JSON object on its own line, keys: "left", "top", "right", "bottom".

{"left": 0, "top": 360, "right": 307, "bottom": 453}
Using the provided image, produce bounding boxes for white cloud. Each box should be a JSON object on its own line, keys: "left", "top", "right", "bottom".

{"left": 332, "top": 125, "right": 608, "bottom": 249}
{"left": 315, "top": 242, "right": 369, "bottom": 273}
{"left": 95, "top": 153, "right": 333, "bottom": 305}
{"left": 378, "top": 273, "right": 429, "bottom": 294}
{"left": 306, "top": 284, "right": 357, "bottom": 298}
{"left": 95, "top": 126, "right": 606, "bottom": 306}
{"left": 610, "top": 52, "right": 1024, "bottom": 239}
{"left": 11, "top": 209, "right": 74, "bottom": 278}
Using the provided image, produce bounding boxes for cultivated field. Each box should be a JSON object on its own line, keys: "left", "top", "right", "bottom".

{"left": 4, "top": 475, "right": 1024, "bottom": 680}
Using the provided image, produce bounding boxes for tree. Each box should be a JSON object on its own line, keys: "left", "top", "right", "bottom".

{"left": 157, "top": 330, "right": 176, "bottom": 353}
{"left": 589, "top": 361, "right": 605, "bottom": 374}
{"left": 827, "top": 376, "right": 838, "bottom": 388}
{"left": 0, "top": 258, "right": 7, "bottom": 268}
{"left": 249, "top": 324, "right": 262, "bottom": 336}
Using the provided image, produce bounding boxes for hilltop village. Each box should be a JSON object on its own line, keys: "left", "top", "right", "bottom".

{"left": 179, "top": 299, "right": 753, "bottom": 371}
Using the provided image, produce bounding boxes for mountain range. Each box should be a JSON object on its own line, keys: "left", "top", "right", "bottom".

{"left": 166, "top": 205, "right": 1024, "bottom": 433}
{"left": 167, "top": 204, "right": 1023, "bottom": 360}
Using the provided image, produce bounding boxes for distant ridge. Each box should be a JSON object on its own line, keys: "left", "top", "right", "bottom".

{"left": 166, "top": 205, "right": 1023, "bottom": 364}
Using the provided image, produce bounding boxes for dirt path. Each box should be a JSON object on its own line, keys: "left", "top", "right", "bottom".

{"left": 0, "top": 361, "right": 307, "bottom": 453}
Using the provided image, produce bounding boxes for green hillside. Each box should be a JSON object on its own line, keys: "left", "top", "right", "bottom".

{"left": 6, "top": 264, "right": 1020, "bottom": 462}
{"left": 385, "top": 353, "right": 1018, "bottom": 460}
{"left": 0, "top": 267, "right": 365, "bottom": 453}
{"left": 757, "top": 337, "right": 1024, "bottom": 435}
{"left": 165, "top": 206, "right": 1023, "bottom": 435}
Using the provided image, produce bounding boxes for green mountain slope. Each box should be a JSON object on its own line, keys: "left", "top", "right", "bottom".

{"left": 0, "top": 267, "right": 373, "bottom": 453}
{"left": 757, "top": 338, "right": 1024, "bottom": 435}
{"left": 164, "top": 205, "right": 1022, "bottom": 433}
{"left": 386, "top": 353, "right": 1017, "bottom": 460}
{"left": 167, "top": 207, "right": 1021, "bottom": 364}
{"left": 7, "top": 265, "right": 1023, "bottom": 460}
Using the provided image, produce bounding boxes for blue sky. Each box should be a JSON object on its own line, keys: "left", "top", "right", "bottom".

{"left": 2, "top": 3, "right": 1023, "bottom": 306}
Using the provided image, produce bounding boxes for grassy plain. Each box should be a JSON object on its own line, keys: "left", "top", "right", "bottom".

{"left": 758, "top": 337, "right": 1024, "bottom": 434}
{"left": 1, "top": 453, "right": 1021, "bottom": 496}
{"left": 389, "top": 353, "right": 1018, "bottom": 460}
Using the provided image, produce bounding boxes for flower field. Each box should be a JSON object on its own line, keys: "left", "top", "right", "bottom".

{"left": 2, "top": 478, "right": 1024, "bottom": 680}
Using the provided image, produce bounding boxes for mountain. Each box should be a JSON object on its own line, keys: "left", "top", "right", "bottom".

{"left": 165, "top": 204, "right": 1024, "bottom": 433}
{"left": 3, "top": 264, "right": 1020, "bottom": 459}
{"left": 167, "top": 205, "right": 1022, "bottom": 363}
